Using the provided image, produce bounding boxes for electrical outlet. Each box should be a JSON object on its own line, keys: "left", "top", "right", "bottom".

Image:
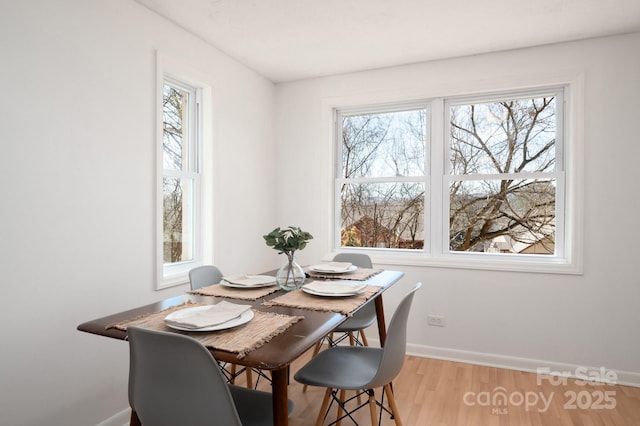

{"left": 427, "top": 314, "right": 445, "bottom": 327}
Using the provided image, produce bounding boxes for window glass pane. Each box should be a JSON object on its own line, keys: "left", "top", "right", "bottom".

{"left": 163, "top": 84, "right": 189, "bottom": 171}
{"left": 449, "top": 178, "right": 556, "bottom": 254}
{"left": 163, "top": 177, "right": 195, "bottom": 263}
{"left": 450, "top": 97, "right": 556, "bottom": 175}
{"left": 341, "top": 182, "right": 425, "bottom": 249}
{"left": 342, "top": 109, "right": 426, "bottom": 178}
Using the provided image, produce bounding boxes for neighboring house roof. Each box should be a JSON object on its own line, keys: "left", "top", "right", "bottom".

{"left": 488, "top": 232, "right": 555, "bottom": 254}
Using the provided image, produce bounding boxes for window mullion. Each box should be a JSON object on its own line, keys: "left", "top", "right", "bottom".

{"left": 431, "top": 98, "right": 445, "bottom": 256}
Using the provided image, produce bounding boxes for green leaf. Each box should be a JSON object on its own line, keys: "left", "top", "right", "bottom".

{"left": 262, "top": 225, "right": 314, "bottom": 254}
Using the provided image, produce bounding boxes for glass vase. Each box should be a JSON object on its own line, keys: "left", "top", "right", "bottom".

{"left": 276, "top": 253, "right": 306, "bottom": 291}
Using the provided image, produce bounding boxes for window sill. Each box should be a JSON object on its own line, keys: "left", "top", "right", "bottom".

{"left": 327, "top": 249, "right": 582, "bottom": 275}
{"left": 158, "top": 273, "right": 189, "bottom": 290}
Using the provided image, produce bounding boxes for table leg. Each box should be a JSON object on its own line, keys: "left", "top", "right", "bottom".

{"left": 271, "top": 366, "right": 290, "bottom": 425}
{"left": 375, "top": 295, "right": 394, "bottom": 392}
{"left": 129, "top": 409, "right": 141, "bottom": 426}
{"left": 374, "top": 295, "right": 387, "bottom": 346}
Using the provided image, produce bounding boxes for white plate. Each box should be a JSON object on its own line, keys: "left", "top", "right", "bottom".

{"left": 164, "top": 306, "right": 254, "bottom": 331}
{"left": 309, "top": 264, "right": 358, "bottom": 274}
{"left": 220, "top": 275, "right": 277, "bottom": 288}
{"left": 302, "top": 284, "right": 366, "bottom": 297}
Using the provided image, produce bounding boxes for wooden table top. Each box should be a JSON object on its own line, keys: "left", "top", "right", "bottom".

{"left": 77, "top": 270, "right": 405, "bottom": 370}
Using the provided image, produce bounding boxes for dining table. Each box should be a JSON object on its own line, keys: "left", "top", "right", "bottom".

{"left": 77, "top": 267, "right": 404, "bottom": 426}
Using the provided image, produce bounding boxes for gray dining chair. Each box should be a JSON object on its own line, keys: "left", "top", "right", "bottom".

{"left": 328, "top": 253, "right": 376, "bottom": 346}
{"left": 127, "top": 326, "right": 291, "bottom": 426}
{"left": 188, "top": 264, "right": 224, "bottom": 290}
{"left": 303, "top": 253, "right": 377, "bottom": 394}
{"left": 306, "top": 254, "right": 376, "bottom": 364}
{"left": 188, "top": 265, "right": 255, "bottom": 388}
{"left": 294, "top": 282, "right": 421, "bottom": 426}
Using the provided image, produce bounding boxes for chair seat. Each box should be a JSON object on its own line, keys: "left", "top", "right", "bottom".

{"left": 334, "top": 304, "right": 376, "bottom": 332}
{"left": 230, "top": 385, "right": 294, "bottom": 426}
{"left": 294, "top": 346, "right": 383, "bottom": 390}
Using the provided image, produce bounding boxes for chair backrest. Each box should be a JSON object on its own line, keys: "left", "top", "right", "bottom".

{"left": 189, "top": 265, "right": 224, "bottom": 290}
{"left": 333, "top": 253, "right": 376, "bottom": 319}
{"left": 127, "top": 326, "right": 243, "bottom": 426}
{"left": 332, "top": 253, "right": 373, "bottom": 269}
{"left": 368, "top": 282, "right": 422, "bottom": 388}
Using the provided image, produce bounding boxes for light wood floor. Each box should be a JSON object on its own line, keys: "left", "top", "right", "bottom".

{"left": 246, "top": 348, "right": 640, "bottom": 426}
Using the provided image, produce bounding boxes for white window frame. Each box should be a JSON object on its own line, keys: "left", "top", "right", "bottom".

{"left": 156, "top": 53, "right": 214, "bottom": 289}
{"left": 330, "top": 76, "right": 583, "bottom": 275}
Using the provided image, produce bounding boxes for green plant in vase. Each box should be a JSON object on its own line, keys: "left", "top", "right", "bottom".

{"left": 263, "top": 226, "right": 313, "bottom": 291}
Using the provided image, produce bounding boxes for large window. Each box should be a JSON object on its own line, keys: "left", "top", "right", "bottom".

{"left": 335, "top": 86, "right": 576, "bottom": 272}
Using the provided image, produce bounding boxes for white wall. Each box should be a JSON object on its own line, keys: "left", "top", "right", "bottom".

{"left": 275, "top": 33, "right": 640, "bottom": 385}
{"left": 0, "top": 1, "right": 277, "bottom": 425}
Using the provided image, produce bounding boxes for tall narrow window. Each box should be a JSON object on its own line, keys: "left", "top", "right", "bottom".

{"left": 161, "top": 78, "right": 202, "bottom": 283}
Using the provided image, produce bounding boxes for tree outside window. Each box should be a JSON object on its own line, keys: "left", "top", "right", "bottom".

{"left": 447, "top": 95, "right": 559, "bottom": 254}
{"left": 338, "top": 107, "right": 427, "bottom": 250}
{"left": 162, "top": 81, "right": 198, "bottom": 265}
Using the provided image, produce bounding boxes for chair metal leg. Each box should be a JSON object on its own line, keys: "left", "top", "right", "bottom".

{"left": 384, "top": 383, "right": 403, "bottom": 425}
{"left": 316, "top": 388, "right": 333, "bottom": 426}
{"left": 229, "top": 363, "right": 236, "bottom": 384}
{"left": 314, "top": 386, "right": 401, "bottom": 426}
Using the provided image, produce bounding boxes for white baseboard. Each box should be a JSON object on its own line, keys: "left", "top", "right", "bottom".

{"left": 401, "top": 341, "right": 640, "bottom": 388}
{"left": 95, "top": 407, "right": 130, "bottom": 426}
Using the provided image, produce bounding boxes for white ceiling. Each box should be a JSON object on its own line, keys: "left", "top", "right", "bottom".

{"left": 134, "top": 0, "right": 640, "bottom": 83}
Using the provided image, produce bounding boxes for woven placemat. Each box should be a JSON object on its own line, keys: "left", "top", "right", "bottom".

{"left": 107, "top": 302, "right": 302, "bottom": 358}
{"left": 189, "top": 283, "right": 279, "bottom": 301}
{"left": 262, "top": 285, "right": 380, "bottom": 316}
{"left": 305, "top": 267, "right": 384, "bottom": 281}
